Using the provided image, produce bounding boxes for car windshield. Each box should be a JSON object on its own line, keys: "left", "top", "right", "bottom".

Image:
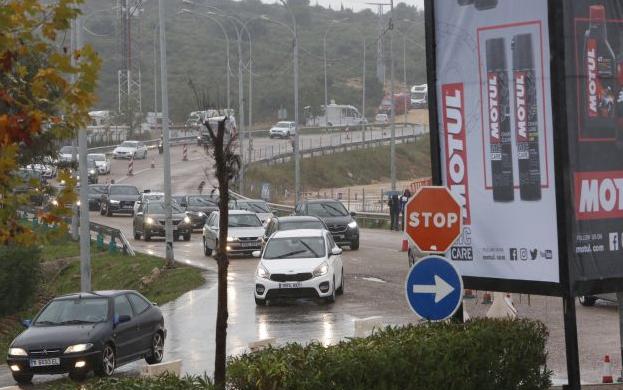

{"left": 275, "top": 122, "right": 290, "bottom": 128}
{"left": 120, "top": 141, "right": 138, "bottom": 148}
{"left": 188, "top": 195, "right": 217, "bottom": 206}
{"left": 34, "top": 298, "right": 109, "bottom": 325}
{"left": 239, "top": 201, "right": 270, "bottom": 213}
{"left": 307, "top": 202, "right": 349, "bottom": 217}
{"left": 87, "top": 161, "right": 97, "bottom": 169}
{"left": 280, "top": 220, "right": 324, "bottom": 231}
{"left": 89, "top": 185, "right": 108, "bottom": 194}
{"left": 110, "top": 186, "right": 139, "bottom": 195}
{"left": 60, "top": 146, "right": 73, "bottom": 154}
{"left": 263, "top": 237, "right": 326, "bottom": 259}
{"left": 88, "top": 154, "right": 106, "bottom": 161}
{"left": 147, "top": 202, "right": 184, "bottom": 214}
{"left": 229, "top": 214, "right": 262, "bottom": 227}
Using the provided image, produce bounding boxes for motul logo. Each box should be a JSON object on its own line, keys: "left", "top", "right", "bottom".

{"left": 575, "top": 171, "right": 623, "bottom": 220}
{"left": 586, "top": 39, "right": 597, "bottom": 117}
{"left": 442, "top": 83, "right": 471, "bottom": 224}
{"left": 514, "top": 71, "right": 527, "bottom": 141}
{"left": 488, "top": 73, "right": 500, "bottom": 143}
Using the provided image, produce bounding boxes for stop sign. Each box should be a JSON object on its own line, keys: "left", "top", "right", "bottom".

{"left": 405, "top": 186, "right": 462, "bottom": 253}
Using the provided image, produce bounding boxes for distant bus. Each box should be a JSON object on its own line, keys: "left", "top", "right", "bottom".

{"left": 410, "top": 84, "right": 428, "bottom": 108}
{"left": 305, "top": 102, "right": 366, "bottom": 127}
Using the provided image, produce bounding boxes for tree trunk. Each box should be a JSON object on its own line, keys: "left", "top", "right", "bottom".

{"left": 213, "top": 121, "right": 230, "bottom": 390}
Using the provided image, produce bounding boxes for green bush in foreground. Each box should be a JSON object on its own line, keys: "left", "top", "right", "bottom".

{"left": 48, "top": 319, "right": 550, "bottom": 390}
{"left": 227, "top": 319, "right": 551, "bottom": 390}
{"left": 0, "top": 245, "right": 41, "bottom": 316}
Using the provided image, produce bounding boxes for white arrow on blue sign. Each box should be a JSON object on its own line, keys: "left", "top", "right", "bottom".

{"left": 405, "top": 255, "right": 464, "bottom": 321}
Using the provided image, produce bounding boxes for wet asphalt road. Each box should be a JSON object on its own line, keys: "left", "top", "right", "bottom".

{"left": 1, "top": 137, "right": 622, "bottom": 387}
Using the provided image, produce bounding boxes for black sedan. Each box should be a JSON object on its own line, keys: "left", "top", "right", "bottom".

{"left": 100, "top": 184, "right": 140, "bottom": 216}
{"left": 6, "top": 290, "right": 165, "bottom": 384}
{"left": 295, "top": 199, "right": 360, "bottom": 250}
{"left": 87, "top": 184, "right": 108, "bottom": 211}
{"left": 175, "top": 194, "right": 219, "bottom": 230}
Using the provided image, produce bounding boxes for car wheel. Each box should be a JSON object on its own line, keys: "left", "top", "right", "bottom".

{"left": 203, "top": 237, "right": 212, "bottom": 256}
{"left": 183, "top": 233, "right": 191, "bottom": 241}
{"left": 144, "top": 228, "right": 151, "bottom": 241}
{"left": 325, "top": 277, "right": 336, "bottom": 303}
{"left": 337, "top": 270, "right": 344, "bottom": 295}
{"left": 143, "top": 151, "right": 147, "bottom": 159}
{"left": 145, "top": 331, "right": 164, "bottom": 364}
{"left": 100, "top": 203, "right": 106, "bottom": 216}
{"left": 94, "top": 344, "right": 115, "bottom": 377}
{"left": 68, "top": 370, "right": 87, "bottom": 382}
{"left": 11, "top": 373, "right": 33, "bottom": 385}
{"left": 133, "top": 226, "right": 141, "bottom": 240}
{"left": 255, "top": 297, "right": 267, "bottom": 306}
{"left": 579, "top": 296, "right": 597, "bottom": 306}
{"left": 105, "top": 204, "right": 112, "bottom": 217}
{"left": 286, "top": 131, "right": 290, "bottom": 138}
{"left": 350, "top": 239, "right": 359, "bottom": 250}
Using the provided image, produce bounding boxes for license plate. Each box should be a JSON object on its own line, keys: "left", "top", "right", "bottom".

{"left": 335, "top": 235, "right": 344, "bottom": 240}
{"left": 279, "top": 282, "right": 301, "bottom": 289}
{"left": 240, "top": 242, "right": 257, "bottom": 247}
{"left": 123, "top": 204, "right": 133, "bottom": 209}
{"left": 30, "top": 358, "right": 60, "bottom": 367}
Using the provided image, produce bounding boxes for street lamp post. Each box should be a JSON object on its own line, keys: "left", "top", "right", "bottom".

{"left": 158, "top": 0, "right": 174, "bottom": 265}
{"left": 390, "top": 0, "right": 396, "bottom": 191}
{"left": 362, "top": 38, "right": 366, "bottom": 142}
{"left": 323, "top": 19, "right": 346, "bottom": 129}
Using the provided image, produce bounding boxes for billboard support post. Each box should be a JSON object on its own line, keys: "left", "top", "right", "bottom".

{"left": 562, "top": 295, "right": 581, "bottom": 390}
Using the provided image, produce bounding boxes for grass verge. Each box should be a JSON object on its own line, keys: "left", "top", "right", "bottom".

{"left": 245, "top": 134, "right": 430, "bottom": 198}
{"left": 0, "top": 239, "right": 205, "bottom": 364}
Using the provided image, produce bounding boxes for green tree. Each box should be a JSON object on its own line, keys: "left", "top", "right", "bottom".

{"left": 0, "top": 0, "right": 101, "bottom": 245}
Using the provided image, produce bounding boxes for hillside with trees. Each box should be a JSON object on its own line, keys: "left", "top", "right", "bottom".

{"left": 82, "top": 0, "right": 425, "bottom": 125}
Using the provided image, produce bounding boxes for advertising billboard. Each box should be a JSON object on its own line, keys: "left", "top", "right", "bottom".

{"left": 431, "top": 0, "right": 560, "bottom": 286}
{"left": 563, "top": 2, "right": 623, "bottom": 292}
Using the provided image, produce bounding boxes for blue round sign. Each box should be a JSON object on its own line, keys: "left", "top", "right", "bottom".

{"left": 405, "top": 255, "right": 463, "bottom": 321}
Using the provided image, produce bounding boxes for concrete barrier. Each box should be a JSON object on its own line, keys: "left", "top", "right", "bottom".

{"left": 140, "top": 359, "right": 182, "bottom": 377}
{"left": 248, "top": 337, "right": 277, "bottom": 352}
{"left": 353, "top": 316, "right": 385, "bottom": 338}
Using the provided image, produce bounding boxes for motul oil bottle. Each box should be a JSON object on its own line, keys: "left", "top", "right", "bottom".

{"left": 486, "top": 38, "right": 514, "bottom": 202}
{"left": 512, "top": 34, "right": 541, "bottom": 201}
{"left": 582, "top": 5, "right": 616, "bottom": 139}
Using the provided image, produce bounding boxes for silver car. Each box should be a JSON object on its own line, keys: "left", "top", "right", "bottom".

{"left": 202, "top": 210, "right": 264, "bottom": 257}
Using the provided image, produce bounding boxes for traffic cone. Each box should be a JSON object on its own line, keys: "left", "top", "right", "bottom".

{"left": 602, "top": 355, "right": 614, "bottom": 383}
{"left": 464, "top": 289, "right": 476, "bottom": 299}
{"left": 481, "top": 291, "right": 492, "bottom": 304}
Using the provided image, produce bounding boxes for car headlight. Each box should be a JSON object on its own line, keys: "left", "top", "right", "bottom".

{"left": 109, "top": 199, "right": 120, "bottom": 204}
{"left": 76, "top": 200, "right": 81, "bottom": 207}
{"left": 145, "top": 217, "right": 155, "bottom": 225}
{"left": 183, "top": 216, "right": 191, "bottom": 224}
{"left": 227, "top": 236, "right": 235, "bottom": 242}
{"left": 348, "top": 221, "right": 357, "bottom": 229}
{"left": 197, "top": 211, "right": 205, "bottom": 217}
{"left": 89, "top": 169, "right": 95, "bottom": 175}
{"left": 51, "top": 199, "right": 59, "bottom": 206}
{"left": 8, "top": 347, "right": 27, "bottom": 357}
{"left": 64, "top": 343, "right": 93, "bottom": 354}
{"left": 60, "top": 179, "right": 66, "bottom": 185}
{"left": 256, "top": 264, "right": 270, "bottom": 279}
{"left": 313, "top": 262, "right": 329, "bottom": 277}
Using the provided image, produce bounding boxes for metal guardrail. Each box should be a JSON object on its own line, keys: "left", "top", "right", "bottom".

{"left": 87, "top": 135, "right": 197, "bottom": 154}
{"left": 90, "top": 221, "right": 135, "bottom": 256}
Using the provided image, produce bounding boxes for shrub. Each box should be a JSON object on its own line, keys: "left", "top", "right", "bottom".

{"left": 49, "top": 374, "right": 214, "bottom": 390}
{"left": 227, "top": 319, "right": 551, "bottom": 390}
{"left": 0, "top": 245, "right": 41, "bottom": 316}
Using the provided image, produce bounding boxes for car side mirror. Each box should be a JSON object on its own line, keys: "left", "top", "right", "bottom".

{"left": 350, "top": 211, "right": 357, "bottom": 217}
{"left": 114, "top": 314, "right": 131, "bottom": 327}
{"left": 331, "top": 247, "right": 343, "bottom": 256}
{"left": 252, "top": 250, "right": 261, "bottom": 258}
{"left": 20, "top": 319, "right": 31, "bottom": 328}
{"left": 136, "top": 212, "right": 143, "bottom": 216}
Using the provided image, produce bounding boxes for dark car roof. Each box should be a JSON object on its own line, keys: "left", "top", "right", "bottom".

{"left": 276, "top": 216, "right": 323, "bottom": 222}
{"left": 57, "top": 290, "right": 134, "bottom": 299}
{"left": 302, "top": 199, "right": 342, "bottom": 204}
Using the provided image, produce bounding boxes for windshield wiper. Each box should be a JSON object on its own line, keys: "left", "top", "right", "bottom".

{"left": 322, "top": 203, "right": 346, "bottom": 216}
{"left": 57, "top": 319, "right": 97, "bottom": 325}
{"left": 34, "top": 321, "right": 59, "bottom": 326}
{"left": 299, "top": 241, "right": 320, "bottom": 258}
{"left": 270, "top": 249, "right": 307, "bottom": 259}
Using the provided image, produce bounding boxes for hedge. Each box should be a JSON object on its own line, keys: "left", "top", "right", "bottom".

{"left": 227, "top": 319, "right": 551, "bottom": 390}
{"left": 0, "top": 245, "right": 41, "bottom": 316}
{"left": 48, "top": 319, "right": 550, "bottom": 390}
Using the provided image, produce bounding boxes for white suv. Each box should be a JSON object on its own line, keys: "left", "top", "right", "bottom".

{"left": 253, "top": 229, "right": 344, "bottom": 305}
{"left": 269, "top": 121, "right": 296, "bottom": 139}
